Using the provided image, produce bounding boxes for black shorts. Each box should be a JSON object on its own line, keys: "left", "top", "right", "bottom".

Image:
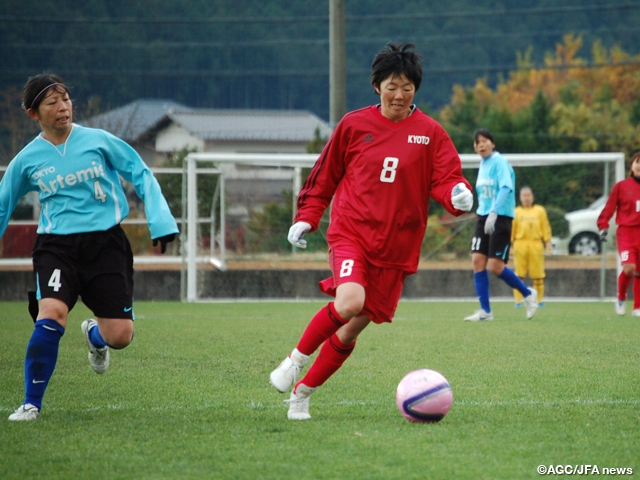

{"left": 32, "top": 225, "right": 134, "bottom": 319}
{"left": 471, "top": 215, "right": 513, "bottom": 262}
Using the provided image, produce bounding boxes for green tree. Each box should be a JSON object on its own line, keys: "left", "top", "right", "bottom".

{"left": 246, "top": 190, "right": 327, "bottom": 253}
{"left": 306, "top": 127, "right": 328, "bottom": 154}
{"left": 529, "top": 89, "right": 553, "bottom": 152}
{"left": 629, "top": 95, "right": 640, "bottom": 127}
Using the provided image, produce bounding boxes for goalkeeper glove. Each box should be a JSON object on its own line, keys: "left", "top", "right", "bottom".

{"left": 451, "top": 182, "right": 473, "bottom": 212}
{"left": 599, "top": 229, "right": 608, "bottom": 242}
{"left": 152, "top": 233, "right": 176, "bottom": 254}
{"left": 288, "top": 221, "right": 311, "bottom": 248}
{"left": 484, "top": 212, "right": 498, "bottom": 235}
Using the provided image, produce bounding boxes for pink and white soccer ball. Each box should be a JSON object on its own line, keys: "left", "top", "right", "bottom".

{"left": 396, "top": 369, "right": 453, "bottom": 423}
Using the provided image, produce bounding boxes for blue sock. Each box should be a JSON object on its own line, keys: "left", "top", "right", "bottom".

{"left": 24, "top": 319, "right": 65, "bottom": 410}
{"left": 88, "top": 324, "right": 108, "bottom": 349}
{"left": 498, "top": 267, "right": 531, "bottom": 297}
{"left": 474, "top": 270, "right": 491, "bottom": 313}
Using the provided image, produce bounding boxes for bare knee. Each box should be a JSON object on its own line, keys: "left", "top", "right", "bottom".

{"left": 334, "top": 297, "right": 364, "bottom": 320}
{"left": 472, "top": 253, "right": 487, "bottom": 273}
{"left": 623, "top": 264, "right": 636, "bottom": 276}
{"left": 334, "top": 283, "right": 366, "bottom": 320}
{"left": 37, "top": 298, "right": 69, "bottom": 327}
{"left": 96, "top": 319, "right": 134, "bottom": 349}
{"left": 106, "top": 333, "right": 133, "bottom": 350}
{"left": 487, "top": 259, "right": 505, "bottom": 276}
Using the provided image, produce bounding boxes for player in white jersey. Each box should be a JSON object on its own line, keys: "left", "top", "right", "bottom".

{"left": 464, "top": 129, "right": 538, "bottom": 322}
{"left": 2, "top": 74, "right": 178, "bottom": 421}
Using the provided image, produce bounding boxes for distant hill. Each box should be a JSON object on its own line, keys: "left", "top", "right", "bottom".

{"left": 0, "top": 0, "right": 639, "bottom": 120}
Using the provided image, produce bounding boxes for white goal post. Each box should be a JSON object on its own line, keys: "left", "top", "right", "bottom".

{"left": 182, "top": 151, "right": 625, "bottom": 302}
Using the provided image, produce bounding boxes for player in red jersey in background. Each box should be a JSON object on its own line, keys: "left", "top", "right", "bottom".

{"left": 597, "top": 152, "right": 640, "bottom": 317}
{"left": 269, "top": 42, "right": 474, "bottom": 420}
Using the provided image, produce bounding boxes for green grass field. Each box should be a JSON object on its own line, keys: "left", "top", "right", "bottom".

{"left": 1, "top": 300, "right": 638, "bottom": 479}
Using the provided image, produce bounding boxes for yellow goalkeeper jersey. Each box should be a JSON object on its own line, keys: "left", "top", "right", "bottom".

{"left": 511, "top": 205, "right": 552, "bottom": 243}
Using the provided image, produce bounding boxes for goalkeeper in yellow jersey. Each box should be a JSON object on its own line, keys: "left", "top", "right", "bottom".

{"left": 511, "top": 187, "right": 552, "bottom": 308}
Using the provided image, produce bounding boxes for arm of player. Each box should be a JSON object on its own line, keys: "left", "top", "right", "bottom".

{"left": 102, "top": 131, "right": 179, "bottom": 240}
{"left": 541, "top": 206, "right": 552, "bottom": 243}
{"left": 429, "top": 125, "right": 472, "bottom": 216}
{"left": 294, "top": 124, "right": 346, "bottom": 230}
{"left": 492, "top": 185, "right": 511, "bottom": 213}
{"left": 0, "top": 159, "right": 33, "bottom": 238}
{"left": 596, "top": 184, "right": 619, "bottom": 231}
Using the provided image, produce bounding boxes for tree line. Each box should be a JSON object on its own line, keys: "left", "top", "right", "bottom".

{"left": 1, "top": 0, "right": 638, "bottom": 122}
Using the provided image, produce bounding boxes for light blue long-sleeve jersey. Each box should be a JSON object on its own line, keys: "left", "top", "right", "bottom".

{"left": 0, "top": 124, "right": 178, "bottom": 238}
{"left": 475, "top": 151, "right": 515, "bottom": 217}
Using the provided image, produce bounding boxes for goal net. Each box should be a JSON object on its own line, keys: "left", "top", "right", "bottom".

{"left": 181, "top": 151, "right": 625, "bottom": 302}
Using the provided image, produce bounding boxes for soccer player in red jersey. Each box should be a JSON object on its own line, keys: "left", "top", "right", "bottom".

{"left": 597, "top": 152, "right": 640, "bottom": 317}
{"left": 269, "top": 42, "right": 474, "bottom": 420}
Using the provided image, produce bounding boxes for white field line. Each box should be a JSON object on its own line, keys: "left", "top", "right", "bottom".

{"left": 2, "top": 397, "right": 638, "bottom": 414}
{"left": 186, "top": 297, "right": 618, "bottom": 304}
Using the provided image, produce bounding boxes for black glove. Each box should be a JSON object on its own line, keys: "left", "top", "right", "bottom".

{"left": 153, "top": 234, "right": 176, "bottom": 254}
{"left": 599, "top": 229, "right": 608, "bottom": 242}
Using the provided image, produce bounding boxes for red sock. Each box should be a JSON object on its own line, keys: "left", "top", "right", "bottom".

{"left": 296, "top": 303, "right": 347, "bottom": 356}
{"left": 633, "top": 275, "right": 640, "bottom": 310}
{"left": 618, "top": 271, "right": 633, "bottom": 301}
{"left": 298, "top": 334, "right": 355, "bottom": 388}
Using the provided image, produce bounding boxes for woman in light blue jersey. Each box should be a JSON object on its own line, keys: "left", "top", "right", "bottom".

{"left": 464, "top": 128, "right": 538, "bottom": 322}
{"left": 2, "top": 74, "right": 178, "bottom": 421}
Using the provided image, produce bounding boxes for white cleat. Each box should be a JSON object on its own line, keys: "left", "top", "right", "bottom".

{"left": 523, "top": 289, "right": 539, "bottom": 319}
{"left": 464, "top": 309, "right": 493, "bottom": 321}
{"left": 81, "top": 319, "right": 110, "bottom": 374}
{"left": 615, "top": 301, "right": 626, "bottom": 316}
{"left": 632, "top": 309, "right": 640, "bottom": 317}
{"left": 269, "top": 349, "right": 309, "bottom": 393}
{"left": 8, "top": 403, "right": 39, "bottom": 421}
{"left": 286, "top": 383, "right": 316, "bottom": 420}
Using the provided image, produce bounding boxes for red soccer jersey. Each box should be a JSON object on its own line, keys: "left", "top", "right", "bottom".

{"left": 597, "top": 177, "right": 640, "bottom": 230}
{"left": 295, "top": 105, "right": 471, "bottom": 273}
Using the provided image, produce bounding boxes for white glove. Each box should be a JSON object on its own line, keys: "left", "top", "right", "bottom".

{"left": 288, "top": 221, "right": 311, "bottom": 248}
{"left": 451, "top": 182, "right": 473, "bottom": 212}
{"left": 484, "top": 212, "right": 498, "bottom": 235}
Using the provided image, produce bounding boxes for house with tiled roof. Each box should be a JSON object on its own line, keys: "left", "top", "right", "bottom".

{"left": 156, "top": 109, "right": 333, "bottom": 155}
{"left": 84, "top": 100, "right": 333, "bottom": 222}
{"left": 84, "top": 99, "right": 332, "bottom": 166}
{"left": 83, "top": 100, "right": 192, "bottom": 166}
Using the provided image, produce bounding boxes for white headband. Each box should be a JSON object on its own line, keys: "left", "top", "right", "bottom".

{"left": 29, "top": 82, "right": 65, "bottom": 109}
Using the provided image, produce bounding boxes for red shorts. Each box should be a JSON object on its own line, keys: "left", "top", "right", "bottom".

{"left": 616, "top": 226, "right": 640, "bottom": 265}
{"left": 318, "top": 242, "right": 408, "bottom": 324}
